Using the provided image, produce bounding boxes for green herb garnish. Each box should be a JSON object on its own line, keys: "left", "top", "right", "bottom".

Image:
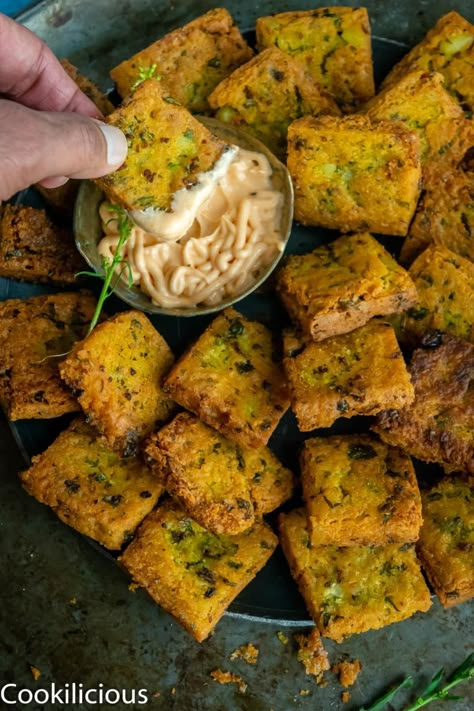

{"left": 359, "top": 677, "right": 414, "bottom": 711}
{"left": 131, "top": 63, "right": 160, "bottom": 91}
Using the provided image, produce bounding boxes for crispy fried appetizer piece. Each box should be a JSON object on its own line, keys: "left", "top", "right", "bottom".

{"left": 374, "top": 334, "right": 474, "bottom": 474}
{"left": 208, "top": 47, "right": 340, "bottom": 158}
{"left": 276, "top": 233, "right": 417, "bottom": 341}
{"left": 163, "top": 308, "right": 289, "bottom": 448}
{"left": 279, "top": 508, "right": 431, "bottom": 642}
{"left": 110, "top": 8, "right": 253, "bottom": 111}
{"left": 295, "top": 628, "right": 330, "bottom": 680}
{"left": 400, "top": 245, "right": 474, "bottom": 345}
{"left": 60, "top": 311, "right": 175, "bottom": 456}
{"left": 119, "top": 499, "right": 278, "bottom": 642}
{"left": 0, "top": 205, "right": 85, "bottom": 285}
{"left": 287, "top": 115, "right": 421, "bottom": 234}
{"left": 283, "top": 321, "right": 414, "bottom": 430}
{"left": 145, "top": 413, "right": 293, "bottom": 534}
{"left": 60, "top": 58, "right": 114, "bottom": 116}
{"left": 20, "top": 418, "right": 163, "bottom": 550}
{"left": 0, "top": 291, "right": 96, "bottom": 420}
{"left": 400, "top": 171, "right": 474, "bottom": 264}
{"left": 256, "top": 7, "right": 374, "bottom": 110}
{"left": 381, "top": 11, "right": 474, "bottom": 111}
{"left": 418, "top": 476, "right": 474, "bottom": 607}
{"left": 301, "top": 434, "right": 422, "bottom": 546}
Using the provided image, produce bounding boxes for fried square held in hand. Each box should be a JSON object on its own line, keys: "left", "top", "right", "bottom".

{"left": 60, "top": 311, "right": 175, "bottom": 455}
{"left": 163, "top": 308, "right": 289, "bottom": 448}
{"left": 0, "top": 291, "right": 96, "bottom": 420}
{"left": 208, "top": 47, "right": 340, "bottom": 159}
{"left": 119, "top": 499, "right": 278, "bottom": 642}
{"left": 279, "top": 508, "right": 431, "bottom": 642}
{"left": 110, "top": 8, "right": 253, "bottom": 111}
{"left": 301, "top": 434, "right": 422, "bottom": 546}
{"left": 374, "top": 334, "right": 474, "bottom": 474}
{"left": 418, "top": 476, "right": 474, "bottom": 607}
{"left": 276, "top": 232, "right": 417, "bottom": 341}
{"left": 283, "top": 321, "right": 414, "bottom": 430}
{"left": 20, "top": 418, "right": 163, "bottom": 550}
{"left": 287, "top": 115, "right": 421, "bottom": 235}
{"left": 256, "top": 7, "right": 374, "bottom": 110}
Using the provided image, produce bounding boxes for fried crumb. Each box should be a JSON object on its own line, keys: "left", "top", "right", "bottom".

{"left": 318, "top": 678, "right": 328, "bottom": 688}
{"left": 276, "top": 631, "right": 289, "bottom": 645}
{"left": 332, "top": 659, "right": 362, "bottom": 687}
{"left": 30, "top": 666, "right": 41, "bottom": 681}
{"left": 128, "top": 582, "right": 139, "bottom": 593}
{"left": 342, "top": 691, "right": 351, "bottom": 703}
{"left": 299, "top": 688, "right": 310, "bottom": 696}
{"left": 295, "top": 628, "right": 330, "bottom": 680}
{"left": 171, "top": 687, "right": 176, "bottom": 695}
{"left": 230, "top": 643, "right": 259, "bottom": 665}
{"left": 210, "top": 669, "right": 248, "bottom": 694}
{"left": 68, "top": 597, "right": 77, "bottom": 605}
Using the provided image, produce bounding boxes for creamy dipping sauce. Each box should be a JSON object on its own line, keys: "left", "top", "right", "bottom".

{"left": 98, "top": 147, "right": 284, "bottom": 309}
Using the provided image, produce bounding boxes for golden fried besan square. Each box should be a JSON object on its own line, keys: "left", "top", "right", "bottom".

{"left": 60, "top": 310, "right": 175, "bottom": 456}
{"left": 144, "top": 412, "right": 294, "bottom": 534}
{"left": 276, "top": 232, "right": 417, "bottom": 342}
{"left": 110, "top": 8, "right": 253, "bottom": 111}
{"left": 300, "top": 434, "right": 422, "bottom": 546}
{"left": 119, "top": 499, "right": 278, "bottom": 642}
{"left": 282, "top": 321, "right": 414, "bottom": 430}
{"left": 163, "top": 308, "right": 290, "bottom": 448}
{"left": 96, "top": 79, "right": 228, "bottom": 213}
{"left": 418, "top": 476, "right": 474, "bottom": 608}
{"left": 256, "top": 7, "right": 374, "bottom": 110}
{"left": 279, "top": 508, "right": 431, "bottom": 642}
{"left": 287, "top": 115, "right": 421, "bottom": 235}
{"left": 208, "top": 47, "right": 340, "bottom": 159}
{"left": 20, "top": 418, "right": 164, "bottom": 550}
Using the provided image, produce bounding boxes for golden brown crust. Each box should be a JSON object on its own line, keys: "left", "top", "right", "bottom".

{"left": 295, "top": 628, "right": 330, "bottom": 679}
{"left": 331, "top": 660, "right": 362, "bottom": 688}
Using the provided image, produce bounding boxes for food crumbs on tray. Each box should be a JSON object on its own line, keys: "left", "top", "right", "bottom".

{"left": 128, "top": 582, "right": 139, "bottom": 593}
{"left": 276, "top": 631, "right": 289, "bottom": 645}
{"left": 230, "top": 643, "right": 259, "bottom": 664}
{"left": 210, "top": 669, "right": 248, "bottom": 694}
{"left": 342, "top": 691, "right": 351, "bottom": 703}
{"left": 295, "top": 628, "right": 330, "bottom": 680}
{"left": 30, "top": 666, "right": 41, "bottom": 681}
{"left": 299, "top": 688, "right": 310, "bottom": 696}
{"left": 68, "top": 597, "right": 77, "bottom": 605}
{"left": 170, "top": 687, "right": 176, "bottom": 695}
{"left": 332, "top": 659, "right": 362, "bottom": 687}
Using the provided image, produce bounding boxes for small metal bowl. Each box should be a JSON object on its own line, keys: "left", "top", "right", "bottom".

{"left": 73, "top": 117, "right": 294, "bottom": 317}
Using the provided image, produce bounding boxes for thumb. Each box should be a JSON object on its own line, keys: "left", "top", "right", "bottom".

{"left": 0, "top": 99, "right": 127, "bottom": 200}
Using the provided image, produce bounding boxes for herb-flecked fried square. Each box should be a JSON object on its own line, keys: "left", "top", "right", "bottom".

{"left": 163, "top": 308, "right": 290, "bottom": 448}
{"left": 20, "top": 418, "right": 164, "bottom": 550}
{"left": 256, "top": 7, "right": 374, "bottom": 110}
{"left": 279, "top": 508, "right": 431, "bottom": 642}
{"left": 145, "top": 412, "right": 294, "bottom": 534}
{"left": 60, "top": 311, "right": 176, "bottom": 456}
{"left": 208, "top": 47, "right": 340, "bottom": 159}
{"left": 276, "top": 232, "right": 417, "bottom": 341}
{"left": 110, "top": 8, "right": 253, "bottom": 111}
{"left": 301, "top": 434, "right": 422, "bottom": 546}
{"left": 60, "top": 58, "right": 114, "bottom": 116}
{"left": 0, "top": 205, "right": 85, "bottom": 285}
{"left": 418, "top": 476, "right": 474, "bottom": 607}
{"left": 0, "top": 291, "right": 96, "bottom": 420}
{"left": 119, "top": 499, "right": 278, "bottom": 642}
{"left": 381, "top": 11, "right": 474, "bottom": 111}
{"left": 287, "top": 115, "right": 421, "bottom": 235}
{"left": 96, "top": 79, "right": 228, "bottom": 213}
{"left": 283, "top": 321, "right": 414, "bottom": 430}
{"left": 374, "top": 334, "right": 474, "bottom": 474}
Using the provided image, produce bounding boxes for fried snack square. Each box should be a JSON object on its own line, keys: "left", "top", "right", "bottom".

{"left": 301, "top": 434, "right": 422, "bottom": 546}
{"left": 163, "top": 308, "right": 290, "bottom": 448}
{"left": 400, "top": 245, "right": 474, "bottom": 345}
{"left": 145, "top": 412, "right": 294, "bottom": 534}
{"left": 400, "top": 171, "right": 474, "bottom": 265}
{"left": 256, "top": 7, "right": 374, "bottom": 110}
{"left": 20, "top": 418, "right": 163, "bottom": 550}
{"left": 374, "top": 334, "right": 474, "bottom": 474}
{"left": 0, "top": 205, "right": 85, "bottom": 285}
{"left": 96, "top": 79, "right": 228, "bottom": 213}
{"left": 279, "top": 508, "right": 431, "bottom": 642}
{"left": 287, "top": 115, "right": 421, "bottom": 234}
{"left": 380, "top": 11, "right": 474, "bottom": 111}
{"left": 119, "top": 499, "right": 278, "bottom": 642}
{"left": 60, "top": 58, "right": 114, "bottom": 116}
{"left": 60, "top": 310, "right": 175, "bottom": 456}
{"left": 110, "top": 8, "right": 253, "bottom": 111}
{"left": 208, "top": 47, "right": 340, "bottom": 158}
{"left": 283, "top": 321, "right": 414, "bottom": 430}
{"left": 0, "top": 291, "right": 96, "bottom": 420}
{"left": 418, "top": 476, "right": 474, "bottom": 608}
{"left": 276, "top": 232, "right": 417, "bottom": 341}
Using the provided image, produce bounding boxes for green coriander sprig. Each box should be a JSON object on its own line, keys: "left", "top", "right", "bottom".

{"left": 360, "top": 677, "right": 414, "bottom": 711}
{"left": 131, "top": 63, "right": 160, "bottom": 91}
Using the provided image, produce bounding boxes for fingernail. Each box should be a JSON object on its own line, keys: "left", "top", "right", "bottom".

{"left": 97, "top": 122, "right": 128, "bottom": 166}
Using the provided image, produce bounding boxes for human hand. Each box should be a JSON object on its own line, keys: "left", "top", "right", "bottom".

{"left": 0, "top": 13, "right": 127, "bottom": 200}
